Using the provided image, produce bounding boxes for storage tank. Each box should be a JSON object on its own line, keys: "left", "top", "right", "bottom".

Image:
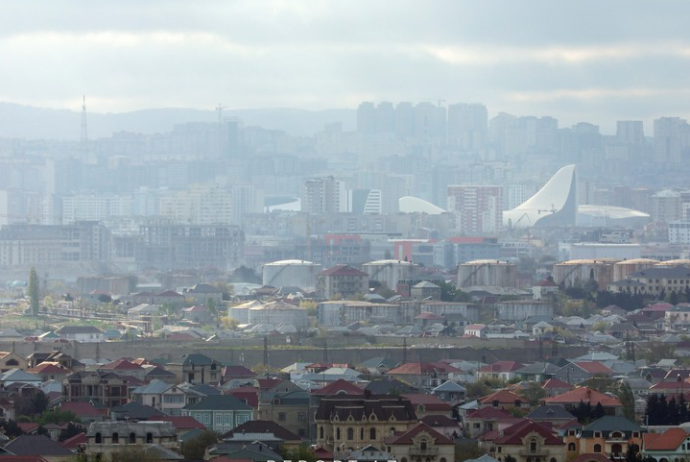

{"left": 457, "top": 260, "right": 517, "bottom": 288}
{"left": 552, "top": 259, "right": 619, "bottom": 288}
{"left": 655, "top": 259, "right": 690, "bottom": 268}
{"left": 613, "top": 258, "right": 660, "bottom": 281}
{"left": 362, "top": 259, "right": 417, "bottom": 290}
{"left": 262, "top": 260, "right": 322, "bottom": 291}
{"left": 248, "top": 300, "right": 309, "bottom": 330}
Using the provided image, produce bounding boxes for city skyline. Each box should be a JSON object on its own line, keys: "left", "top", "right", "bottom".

{"left": 2, "top": 1, "right": 690, "bottom": 132}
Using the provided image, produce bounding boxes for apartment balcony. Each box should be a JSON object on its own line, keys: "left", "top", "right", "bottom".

{"left": 409, "top": 447, "right": 439, "bottom": 456}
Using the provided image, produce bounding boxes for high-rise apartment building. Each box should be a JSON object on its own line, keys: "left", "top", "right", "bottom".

{"left": 302, "top": 176, "right": 347, "bottom": 214}
{"left": 447, "top": 185, "right": 503, "bottom": 235}
{"left": 654, "top": 117, "right": 690, "bottom": 164}
{"left": 447, "top": 103, "right": 488, "bottom": 151}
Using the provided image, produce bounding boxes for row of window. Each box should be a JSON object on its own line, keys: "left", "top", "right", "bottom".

{"left": 93, "top": 432, "right": 154, "bottom": 444}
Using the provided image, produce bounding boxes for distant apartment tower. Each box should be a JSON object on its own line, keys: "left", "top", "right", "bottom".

{"left": 447, "top": 185, "right": 503, "bottom": 234}
{"left": 447, "top": 103, "right": 488, "bottom": 151}
{"left": 302, "top": 176, "right": 346, "bottom": 214}
{"left": 654, "top": 117, "right": 690, "bottom": 164}
{"left": 158, "top": 185, "right": 233, "bottom": 225}
{"left": 617, "top": 121, "right": 644, "bottom": 144}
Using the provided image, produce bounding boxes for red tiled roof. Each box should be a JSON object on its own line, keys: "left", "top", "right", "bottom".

{"left": 59, "top": 401, "right": 103, "bottom": 417}
{"left": 479, "top": 389, "right": 526, "bottom": 405}
{"left": 312, "top": 379, "right": 365, "bottom": 396}
{"left": 100, "top": 359, "right": 143, "bottom": 370}
{"left": 493, "top": 419, "right": 564, "bottom": 446}
{"left": 388, "top": 362, "right": 461, "bottom": 375}
{"left": 385, "top": 422, "right": 455, "bottom": 446}
{"left": 0, "top": 457, "right": 51, "bottom": 462}
{"left": 644, "top": 427, "right": 688, "bottom": 451}
{"left": 16, "top": 423, "right": 38, "bottom": 434}
{"left": 543, "top": 387, "right": 621, "bottom": 407}
{"left": 26, "top": 363, "right": 67, "bottom": 375}
{"left": 466, "top": 407, "right": 513, "bottom": 420}
{"left": 542, "top": 378, "right": 573, "bottom": 390}
{"left": 574, "top": 361, "right": 613, "bottom": 374}
{"left": 401, "top": 393, "right": 452, "bottom": 411}
{"left": 222, "top": 365, "right": 256, "bottom": 379}
{"left": 60, "top": 432, "right": 87, "bottom": 449}
{"left": 479, "top": 361, "right": 525, "bottom": 373}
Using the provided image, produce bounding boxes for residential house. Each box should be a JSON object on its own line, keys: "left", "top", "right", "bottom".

{"left": 410, "top": 281, "right": 442, "bottom": 301}
{"left": 464, "top": 324, "right": 487, "bottom": 338}
{"left": 85, "top": 421, "right": 179, "bottom": 460}
{"left": 384, "top": 422, "right": 456, "bottom": 462}
{"left": 555, "top": 361, "right": 614, "bottom": 385}
{"left": 220, "top": 365, "right": 256, "bottom": 389}
{"left": 63, "top": 371, "right": 129, "bottom": 408}
{"left": 431, "top": 381, "right": 467, "bottom": 406}
{"left": 183, "top": 283, "right": 224, "bottom": 305}
{"left": 402, "top": 393, "right": 453, "bottom": 419}
{"left": 565, "top": 416, "right": 642, "bottom": 459}
{"left": 0, "top": 350, "right": 28, "bottom": 372}
{"left": 643, "top": 427, "right": 690, "bottom": 462}
{"left": 484, "top": 419, "right": 567, "bottom": 462}
{"left": 130, "top": 380, "right": 186, "bottom": 416}
{"left": 182, "top": 305, "right": 212, "bottom": 324}
{"left": 543, "top": 387, "right": 622, "bottom": 416}
{"left": 315, "top": 265, "right": 369, "bottom": 299}
{"left": 167, "top": 353, "right": 222, "bottom": 384}
{"left": 526, "top": 405, "right": 577, "bottom": 429}
{"left": 478, "top": 361, "right": 526, "bottom": 382}
{"left": 462, "top": 407, "right": 514, "bottom": 438}
{"left": 221, "top": 420, "right": 303, "bottom": 452}
{"left": 182, "top": 394, "right": 253, "bottom": 434}
{"left": 2, "top": 434, "right": 74, "bottom": 461}
{"left": 97, "top": 359, "right": 148, "bottom": 381}
{"left": 26, "top": 363, "right": 70, "bottom": 383}
{"left": 514, "top": 362, "right": 559, "bottom": 382}
{"left": 478, "top": 389, "right": 528, "bottom": 411}
{"left": 314, "top": 395, "right": 418, "bottom": 454}
{"left": 257, "top": 386, "right": 310, "bottom": 438}
{"left": 386, "top": 362, "right": 460, "bottom": 390}
{"left": 54, "top": 325, "right": 104, "bottom": 343}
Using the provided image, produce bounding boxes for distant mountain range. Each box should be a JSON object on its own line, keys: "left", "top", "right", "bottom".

{"left": 0, "top": 102, "right": 356, "bottom": 140}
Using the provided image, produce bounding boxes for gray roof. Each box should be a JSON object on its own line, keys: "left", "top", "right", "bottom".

{"left": 184, "top": 394, "right": 252, "bottom": 411}
{"left": 526, "top": 405, "right": 576, "bottom": 421}
{"left": 55, "top": 325, "right": 103, "bottom": 334}
{"left": 3, "top": 435, "right": 74, "bottom": 456}
{"left": 132, "top": 379, "right": 172, "bottom": 395}
{"left": 631, "top": 266, "right": 690, "bottom": 278}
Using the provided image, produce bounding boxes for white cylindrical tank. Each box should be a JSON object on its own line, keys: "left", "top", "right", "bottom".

{"left": 613, "top": 258, "right": 660, "bottom": 281}
{"left": 262, "top": 260, "right": 322, "bottom": 291}
{"left": 248, "top": 300, "right": 309, "bottom": 330}
{"left": 457, "top": 260, "right": 517, "bottom": 288}
{"left": 228, "top": 300, "right": 263, "bottom": 324}
{"left": 655, "top": 259, "right": 690, "bottom": 268}
{"left": 362, "top": 259, "right": 417, "bottom": 290}
{"left": 553, "top": 259, "right": 619, "bottom": 288}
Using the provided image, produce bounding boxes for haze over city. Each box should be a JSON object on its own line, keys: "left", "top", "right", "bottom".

{"left": 1, "top": 3, "right": 690, "bottom": 462}
{"left": 2, "top": 1, "right": 690, "bottom": 133}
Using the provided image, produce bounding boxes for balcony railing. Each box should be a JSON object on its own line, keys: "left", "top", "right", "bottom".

{"left": 519, "top": 448, "right": 550, "bottom": 457}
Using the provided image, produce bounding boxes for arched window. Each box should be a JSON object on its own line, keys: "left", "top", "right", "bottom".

{"left": 530, "top": 438, "right": 538, "bottom": 452}
{"left": 390, "top": 427, "right": 396, "bottom": 436}
{"left": 568, "top": 443, "right": 576, "bottom": 451}
{"left": 360, "top": 428, "right": 364, "bottom": 440}
{"left": 6, "top": 359, "right": 18, "bottom": 366}
{"left": 95, "top": 433, "right": 102, "bottom": 444}
{"left": 347, "top": 427, "right": 354, "bottom": 440}
{"left": 594, "top": 444, "right": 602, "bottom": 453}
{"left": 112, "top": 433, "right": 119, "bottom": 444}
{"left": 370, "top": 428, "right": 376, "bottom": 440}
{"left": 440, "top": 458, "right": 447, "bottom": 462}
{"left": 401, "top": 458, "right": 407, "bottom": 462}
{"left": 129, "top": 433, "right": 136, "bottom": 444}
{"left": 550, "top": 458, "right": 557, "bottom": 462}
{"left": 146, "top": 433, "right": 153, "bottom": 444}
{"left": 612, "top": 443, "right": 622, "bottom": 455}
{"left": 420, "top": 438, "right": 428, "bottom": 450}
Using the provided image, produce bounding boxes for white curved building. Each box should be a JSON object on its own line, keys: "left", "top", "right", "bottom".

{"left": 504, "top": 164, "right": 649, "bottom": 228}
{"left": 398, "top": 196, "right": 446, "bottom": 215}
{"left": 503, "top": 165, "right": 578, "bottom": 228}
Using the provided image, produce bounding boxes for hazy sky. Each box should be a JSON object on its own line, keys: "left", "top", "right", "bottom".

{"left": 2, "top": 0, "right": 690, "bottom": 132}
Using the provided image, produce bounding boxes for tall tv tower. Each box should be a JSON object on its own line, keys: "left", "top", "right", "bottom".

{"left": 80, "top": 95, "right": 88, "bottom": 156}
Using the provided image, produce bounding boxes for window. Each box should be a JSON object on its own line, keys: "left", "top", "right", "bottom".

{"left": 594, "top": 444, "right": 602, "bottom": 453}
{"left": 112, "top": 433, "right": 119, "bottom": 444}
{"left": 146, "top": 433, "right": 153, "bottom": 444}
{"left": 568, "top": 443, "right": 576, "bottom": 451}
{"left": 95, "top": 433, "right": 102, "bottom": 444}
{"left": 370, "top": 428, "right": 376, "bottom": 440}
{"left": 298, "top": 412, "right": 306, "bottom": 421}
{"left": 319, "top": 426, "right": 324, "bottom": 439}
{"left": 530, "top": 438, "right": 537, "bottom": 452}
{"left": 129, "top": 433, "right": 136, "bottom": 444}
{"left": 336, "top": 428, "right": 341, "bottom": 440}
{"left": 278, "top": 412, "right": 286, "bottom": 422}
{"left": 347, "top": 428, "right": 354, "bottom": 440}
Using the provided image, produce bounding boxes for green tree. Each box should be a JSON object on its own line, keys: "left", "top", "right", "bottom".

{"left": 519, "top": 382, "right": 547, "bottom": 406}
{"left": 614, "top": 381, "right": 636, "bottom": 421}
{"left": 15, "top": 392, "right": 49, "bottom": 418}
{"left": 36, "top": 409, "right": 80, "bottom": 426}
{"left": 454, "top": 440, "right": 485, "bottom": 462}
{"left": 180, "top": 430, "right": 219, "bottom": 460}
{"left": 281, "top": 444, "right": 318, "bottom": 462}
{"left": 0, "top": 420, "right": 24, "bottom": 438}
{"left": 59, "top": 422, "right": 85, "bottom": 441}
{"left": 28, "top": 267, "right": 40, "bottom": 316}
